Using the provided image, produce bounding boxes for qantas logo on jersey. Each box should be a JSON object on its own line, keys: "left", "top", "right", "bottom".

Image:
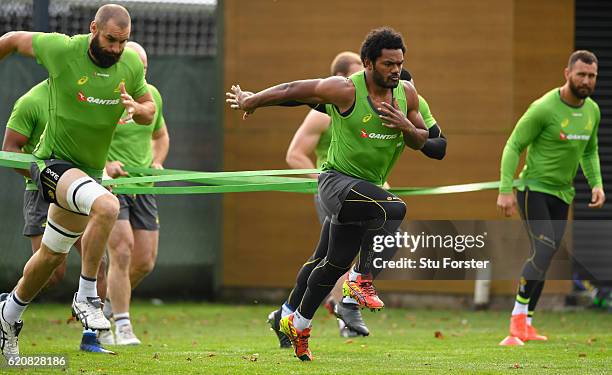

{"left": 360, "top": 128, "right": 399, "bottom": 140}
{"left": 77, "top": 91, "right": 120, "bottom": 106}
{"left": 559, "top": 131, "right": 590, "bottom": 141}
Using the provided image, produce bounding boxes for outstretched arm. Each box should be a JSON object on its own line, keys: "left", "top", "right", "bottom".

{"left": 226, "top": 76, "right": 354, "bottom": 119}
{"left": 0, "top": 31, "right": 35, "bottom": 60}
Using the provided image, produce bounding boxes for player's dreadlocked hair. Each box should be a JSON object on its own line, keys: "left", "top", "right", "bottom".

{"left": 360, "top": 27, "right": 405, "bottom": 65}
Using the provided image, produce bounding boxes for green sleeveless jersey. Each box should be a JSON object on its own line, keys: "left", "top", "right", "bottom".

{"left": 315, "top": 125, "right": 332, "bottom": 169}
{"left": 500, "top": 88, "right": 602, "bottom": 204}
{"left": 323, "top": 72, "right": 407, "bottom": 185}
{"left": 418, "top": 95, "right": 436, "bottom": 129}
{"left": 315, "top": 93, "right": 434, "bottom": 169}
{"left": 31, "top": 33, "right": 149, "bottom": 178}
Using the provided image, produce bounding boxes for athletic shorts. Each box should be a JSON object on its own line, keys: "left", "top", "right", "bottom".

{"left": 313, "top": 194, "right": 331, "bottom": 225}
{"left": 317, "top": 169, "right": 362, "bottom": 222}
{"left": 22, "top": 189, "right": 50, "bottom": 237}
{"left": 117, "top": 194, "right": 159, "bottom": 231}
{"left": 29, "top": 159, "right": 77, "bottom": 203}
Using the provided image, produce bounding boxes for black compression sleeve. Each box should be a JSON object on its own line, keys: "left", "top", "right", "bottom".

{"left": 277, "top": 101, "right": 328, "bottom": 114}
{"left": 420, "top": 124, "right": 447, "bottom": 160}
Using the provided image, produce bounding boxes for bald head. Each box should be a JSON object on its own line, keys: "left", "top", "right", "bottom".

{"left": 95, "top": 4, "right": 131, "bottom": 29}
{"left": 127, "top": 41, "right": 148, "bottom": 68}
{"left": 330, "top": 51, "right": 362, "bottom": 77}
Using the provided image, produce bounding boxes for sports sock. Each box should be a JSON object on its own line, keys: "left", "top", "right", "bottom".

{"left": 512, "top": 296, "right": 529, "bottom": 316}
{"left": 348, "top": 267, "right": 360, "bottom": 282}
{"left": 281, "top": 302, "right": 293, "bottom": 318}
{"left": 2, "top": 291, "right": 29, "bottom": 324}
{"left": 77, "top": 274, "right": 97, "bottom": 302}
{"left": 114, "top": 312, "right": 131, "bottom": 329}
{"left": 342, "top": 297, "right": 358, "bottom": 305}
{"left": 292, "top": 310, "right": 311, "bottom": 331}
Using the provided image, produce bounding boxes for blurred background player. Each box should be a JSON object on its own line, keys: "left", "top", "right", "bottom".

{"left": 101, "top": 41, "right": 169, "bottom": 346}
{"left": 497, "top": 50, "right": 604, "bottom": 344}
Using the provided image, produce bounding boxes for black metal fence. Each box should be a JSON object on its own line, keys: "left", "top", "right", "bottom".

{"left": 0, "top": 0, "right": 217, "bottom": 56}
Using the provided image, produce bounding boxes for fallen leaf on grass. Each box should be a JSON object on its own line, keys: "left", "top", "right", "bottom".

{"left": 511, "top": 363, "right": 522, "bottom": 369}
{"left": 434, "top": 331, "right": 444, "bottom": 339}
{"left": 345, "top": 339, "right": 354, "bottom": 344}
{"left": 578, "top": 353, "right": 586, "bottom": 358}
{"left": 153, "top": 352, "right": 160, "bottom": 360}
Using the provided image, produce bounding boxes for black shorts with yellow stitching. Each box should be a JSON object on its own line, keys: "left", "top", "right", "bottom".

{"left": 29, "top": 159, "right": 76, "bottom": 205}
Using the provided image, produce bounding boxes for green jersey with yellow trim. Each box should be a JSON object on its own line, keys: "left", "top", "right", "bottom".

{"left": 323, "top": 71, "right": 408, "bottom": 185}
{"left": 31, "top": 33, "right": 149, "bottom": 177}
{"left": 315, "top": 93, "right": 433, "bottom": 169}
{"left": 500, "top": 88, "right": 601, "bottom": 204}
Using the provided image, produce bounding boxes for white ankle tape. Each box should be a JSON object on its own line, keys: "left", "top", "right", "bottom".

{"left": 66, "top": 177, "right": 110, "bottom": 215}
{"left": 42, "top": 218, "right": 82, "bottom": 253}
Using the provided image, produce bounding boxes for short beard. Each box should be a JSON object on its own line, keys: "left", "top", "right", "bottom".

{"left": 372, "top": 68, "right": 398, "bottom": 89}
{"left": 569, "top": 80, "right": 592, "bottom": 99}
{"left": 89, "top": 34, "right": 121, "bottom": 68}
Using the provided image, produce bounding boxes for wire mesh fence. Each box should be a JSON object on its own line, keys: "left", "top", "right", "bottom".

{"left": 0, "top": 0, "right": 217, "bottom": 56}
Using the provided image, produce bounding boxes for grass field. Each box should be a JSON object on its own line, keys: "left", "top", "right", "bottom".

{"left": 4, "top": 301, "right": 610, "bottom": 374}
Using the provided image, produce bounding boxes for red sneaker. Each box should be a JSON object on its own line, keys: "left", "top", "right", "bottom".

{"left": 343, "top": 274, "right": 384, "bottom": 311}
{"left": 279, "top": 314, "right": 313, "bottom": 361}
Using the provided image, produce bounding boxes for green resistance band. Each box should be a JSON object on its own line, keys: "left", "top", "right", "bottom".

{"left": 0, "top": 151, "right": 524, "bottom": 196}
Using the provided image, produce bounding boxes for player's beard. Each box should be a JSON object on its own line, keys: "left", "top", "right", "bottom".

{"left": 568, "top": 78, "right": 593, "bottom": 99}
{"left": 89, "top": 33, "right": 122, "bottom": 68}
{"left": 372, "top": 67, "right": 400, "bottom": 89}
